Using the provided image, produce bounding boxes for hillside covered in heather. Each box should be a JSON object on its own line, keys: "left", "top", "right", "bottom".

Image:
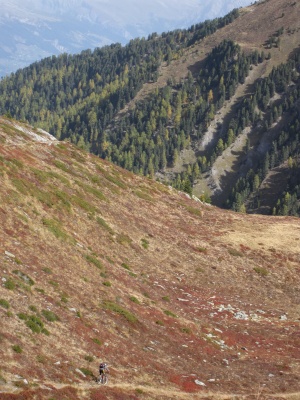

{"left": 0, "top": 117, "right": 299, "bottom": 399}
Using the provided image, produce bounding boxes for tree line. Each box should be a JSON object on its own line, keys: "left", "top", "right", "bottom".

{"left": 0, "top": 8, "right": 299, "bottom": 216}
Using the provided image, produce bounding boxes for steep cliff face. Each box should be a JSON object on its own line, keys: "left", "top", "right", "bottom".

{"left": 0, "top": 117, "right": 299, "bottom": 399}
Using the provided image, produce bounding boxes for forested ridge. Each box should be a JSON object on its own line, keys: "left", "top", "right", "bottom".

{"left": 104, "top": 41, "right": 265, "bottom": 178}
{"left": 0, "top": 9, "right": 238, "bottom": 141}
{"left": 227, "top": 53, "right": 300, "bottom": 215}
{"left": 0, "top": 4, "right": 300, "bottom": 216}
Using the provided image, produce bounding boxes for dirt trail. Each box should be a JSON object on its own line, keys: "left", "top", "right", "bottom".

{"left": 1, "top": 379, "right": 300, "bottom": 400}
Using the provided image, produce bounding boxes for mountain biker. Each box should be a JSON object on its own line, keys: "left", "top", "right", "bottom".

{"left": 99, "top": 362, "right": 109, "bottom": 377}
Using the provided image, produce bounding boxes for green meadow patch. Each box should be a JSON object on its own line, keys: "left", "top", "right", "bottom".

{"left": 96, "top": 216, "right": 114, "bottom": 234}
{"left": 85, "top": 254, "right": 103, "bottom": 270}
{"left": 135, "top": 190, "right": 153, "bottom": 202}
{"left": 102, "top": 300, "right": 138, "bottom": 323}
{"left": 11, "top": 178, "right": 32, "bottom": 195}
{"left": 72, "top": 195, "right": 97, "bottom": 213}
{"left": 42, "top": 218, "right": 71, "bottom": 242}
{"left": 54, "top": 160, "right": 69, "bottom": 173}
{"left": 0, "top": 299, "right": 10, "bottom": 309}
{"left": 76, "top": 181, "right": 107, "bottom": 201}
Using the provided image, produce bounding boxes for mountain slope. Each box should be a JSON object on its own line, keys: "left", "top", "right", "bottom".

{"left": 0, "top": 0, "right": 300, "bottom": 217}
{"left": 112, "top": 0, "right": 300, "bottom": 213}
{"left": 0, "top": 0, "right": 252, "bottom": 77}
{"left": 0, "top": 116, "right": 300, "bottom": 399}
{"left": 121, "top": 0, "right": 300, "bottom": 106}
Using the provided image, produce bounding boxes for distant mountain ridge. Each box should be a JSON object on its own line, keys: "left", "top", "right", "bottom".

{"left": 0, "top": 0, "right": 252, "bottom": 76}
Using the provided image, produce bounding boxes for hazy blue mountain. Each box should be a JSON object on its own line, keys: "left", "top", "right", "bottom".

{"left": 0, "top": 0, "right": 252, "bottom": 76}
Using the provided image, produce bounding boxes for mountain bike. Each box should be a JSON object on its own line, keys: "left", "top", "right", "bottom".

{"left": 96, "top": 371, "right": 108, "bottom": 385}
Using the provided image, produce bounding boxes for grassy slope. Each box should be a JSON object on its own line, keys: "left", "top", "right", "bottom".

{"left": 0, "top": 117, "right": 299, "bottom": 399}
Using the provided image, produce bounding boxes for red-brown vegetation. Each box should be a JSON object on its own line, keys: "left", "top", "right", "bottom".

{"left": 0, "top": 117, "right": 299, "bottom": 399}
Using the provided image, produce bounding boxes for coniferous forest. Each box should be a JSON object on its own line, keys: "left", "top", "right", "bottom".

{"left": 0, "top": 6, "right": 299, "bottom": 216}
